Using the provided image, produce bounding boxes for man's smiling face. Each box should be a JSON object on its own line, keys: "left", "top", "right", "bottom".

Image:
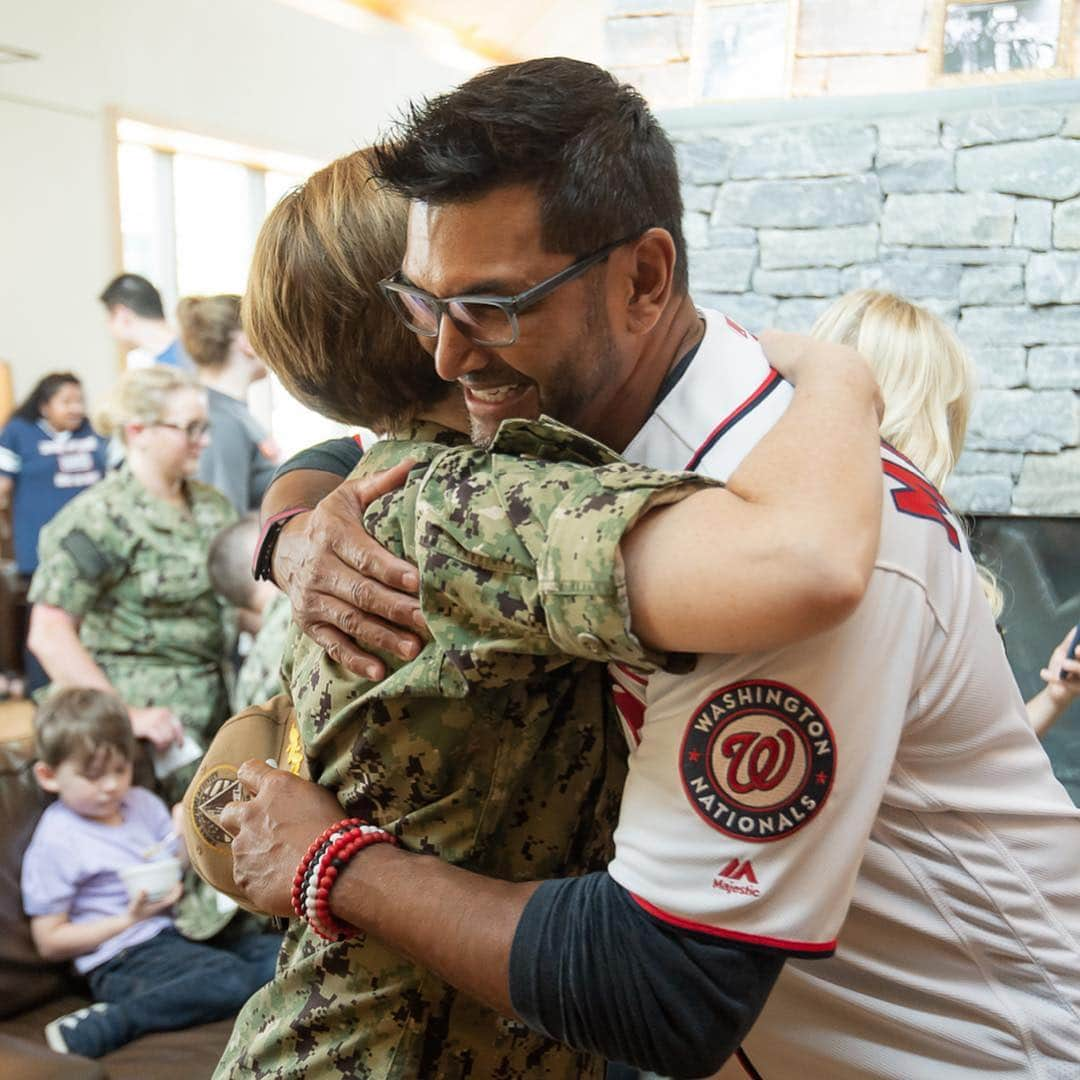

{"left": 401, "top": 184, "right": 625, "bottom": 448}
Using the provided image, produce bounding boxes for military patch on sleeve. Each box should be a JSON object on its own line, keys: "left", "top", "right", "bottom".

{"left": 679, "top": 680, "right": 835, "bottom": 843}
{"left": 60, "top": 528, "right": 113, "bottom": 581}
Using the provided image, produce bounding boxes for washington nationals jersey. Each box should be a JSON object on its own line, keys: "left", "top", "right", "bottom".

{"left": 617, "top": 310, "right": 1080, "bottom": 1077}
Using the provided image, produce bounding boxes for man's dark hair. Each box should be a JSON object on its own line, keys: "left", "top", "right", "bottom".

{"left": 372, "top": 58, "right": 688, "bottom": 294}
{"left": 99, "top": 273, "right": 166, "bottom": 319}
{"left": 13, "top": 372, "right": 81, "bottom": 423}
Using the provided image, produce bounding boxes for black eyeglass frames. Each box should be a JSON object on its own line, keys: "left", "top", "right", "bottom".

{"left": 155, "top": 420, "right": 210, "bottom": 441}
{"left": 378, "top": 233, "right": 642, "bottom": 348}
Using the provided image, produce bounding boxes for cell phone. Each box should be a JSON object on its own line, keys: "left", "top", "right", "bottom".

{"left": 1060, "top": 625, "right": 1080, "bottom": 681}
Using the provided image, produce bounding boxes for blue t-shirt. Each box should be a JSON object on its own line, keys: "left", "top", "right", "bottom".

{"left": 155, "top": 339, "right": 195, "bottom": 373}
{"left": 21, "top": 786, "right": 175, "bottom": 974}
{"left": 0, "top": 416, "right": 108, "bottom": 575}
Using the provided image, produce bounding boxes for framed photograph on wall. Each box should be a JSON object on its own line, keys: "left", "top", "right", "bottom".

{"left": 932, "top": 0, "right": 1075, "bottom": 83}
{"left": 691, "top": 0, "right": 800, "bottom": 102}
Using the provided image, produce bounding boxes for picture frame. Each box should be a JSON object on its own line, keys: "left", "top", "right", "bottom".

{"left": 931, "top": 0, "right": 1075, "bottom": 85}
{"left": 691, "top": 0, "right": 800, "bottom": 103}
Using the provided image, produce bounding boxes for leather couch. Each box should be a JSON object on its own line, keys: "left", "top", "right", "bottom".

{"left": 0, "top": 717, "right": 236, "bottom": 1079}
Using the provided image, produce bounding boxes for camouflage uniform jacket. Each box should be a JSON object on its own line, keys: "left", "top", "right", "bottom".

{"left": 234, "top": 591, "right": 291, "bottom": 712}
{"left": 216, "top": 418, "right": 712, "bottom": 1080}
{"left": 30, "top": 465, "right": 237, "bottom": 761}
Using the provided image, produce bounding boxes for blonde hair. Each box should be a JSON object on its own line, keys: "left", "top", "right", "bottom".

{"left": 177, "top": 295, "right": 242, "bottom": 370}
{"left": 94, "top": 366, "right": 198, "bottom": 444}
{"left": 243, "top": 148, "right": 447, "bottom": 431}
{"left": 811, "top": 290, "right": 1002, "bottom": 617}
{"left": 811, "top": 290, "right": 974, "bottom": 491}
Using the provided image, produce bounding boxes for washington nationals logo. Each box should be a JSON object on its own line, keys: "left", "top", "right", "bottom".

{"left": 679, "top": 680, "right": 835, "bottom": 842}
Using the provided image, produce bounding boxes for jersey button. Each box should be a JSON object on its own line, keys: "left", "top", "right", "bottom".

{"left": 577, "top": 632, "right": 602, "bottom": 654}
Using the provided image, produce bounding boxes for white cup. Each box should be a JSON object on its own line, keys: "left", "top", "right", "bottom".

{"left": 118, "top": 857, "right": 182, "bottom": 903}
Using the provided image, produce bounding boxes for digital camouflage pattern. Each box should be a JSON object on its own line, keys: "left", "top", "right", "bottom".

{"left": 216, "top": 418, "right": 712, "bottom": 1080}
{"left": 30, "top": 465, "right": 237, "bottom": 803}
{"left": 234, "top": 591, "right": 292, "bottom": 712}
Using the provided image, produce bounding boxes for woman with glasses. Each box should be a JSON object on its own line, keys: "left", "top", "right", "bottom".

{"left": 26, "top": 366, "right": 237, "bottom": 801}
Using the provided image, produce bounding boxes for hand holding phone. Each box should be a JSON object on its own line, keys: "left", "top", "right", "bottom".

{"left": 1059, "top": 625, "right": 1080, "bottom": 681}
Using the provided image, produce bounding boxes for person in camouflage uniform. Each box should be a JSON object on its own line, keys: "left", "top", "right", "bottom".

{"left": 233, "top": 590, "right": 290, "bottom": 711}
{"left": 216, "top": 414, "right": 705, "bottom": 1080}
{"left": 29, "top": 366, "right": 236, "bottom": 807}
{"left": 210, "top": 149, "right": 683, "bottom": 1080}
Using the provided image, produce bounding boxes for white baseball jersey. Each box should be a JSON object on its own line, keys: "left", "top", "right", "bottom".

{"left": 614, "top": 310, "right": 1080, "bottom": 1078}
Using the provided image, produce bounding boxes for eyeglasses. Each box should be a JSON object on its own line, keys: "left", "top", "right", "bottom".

{"left": 378, "top": 233, "right": 640, "bottom": 348}
{"left": 155, "top": 420, "right": 210, "bottom": 441}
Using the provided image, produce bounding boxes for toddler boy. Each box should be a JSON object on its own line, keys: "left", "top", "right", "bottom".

{"left": 21, "top": 687, "right": 279, "bottom": 1059}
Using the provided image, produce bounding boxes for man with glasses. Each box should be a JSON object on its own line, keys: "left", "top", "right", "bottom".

{"left": 242, "top": 58, "right": 1080, "bottom": 1079}
{"left": 381, "top": 234, "right": 635, "bottom": 364}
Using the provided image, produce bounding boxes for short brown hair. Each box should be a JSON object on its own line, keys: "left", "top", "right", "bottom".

{"left": 177, "top": 295, "right": 242, "bottom": 370}
{"left": 207, "top": 515, "right": 260, "bottom": 609}
{"left": 243, "top": 149, "right": 448, "bottom": 431}
{"left": 35, "top": 688, "right": 135, "bottom": 769}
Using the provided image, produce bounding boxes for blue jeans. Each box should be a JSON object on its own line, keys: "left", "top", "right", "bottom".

{"left": 86, "top": 927, "right": 280, "bottom": 1042}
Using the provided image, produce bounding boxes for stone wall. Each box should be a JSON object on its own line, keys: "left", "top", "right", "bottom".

{"left": 671, "top": 90, "right": 1080, "bottom": 514}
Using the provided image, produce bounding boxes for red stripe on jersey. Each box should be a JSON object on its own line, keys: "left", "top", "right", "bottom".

{"left": 685, "top": 368, "right": 784, "bottom": 472}
{"left": 724, "top": 315, "right": 754, "bottom": 339}
{"left": 612, "top": 683, "right": 645, "bottom": 746}
{"left": 614, "top": 661, "right": 647, "bottom": 686}
{"left": 629, "top": 892, "right": 836, "bottom": 957}
{"left": 352, "top": 433, "right": 365, "bottom": 452}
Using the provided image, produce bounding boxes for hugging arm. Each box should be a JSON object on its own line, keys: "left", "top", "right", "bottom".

{"left": 263, "top": 456, "right": 424, "bottom": 680}
{"left": 265, "top": 332, "right": 883, "bottom": 664}
{"left": 622, "top": 331, "right": 882, "bottom": 653}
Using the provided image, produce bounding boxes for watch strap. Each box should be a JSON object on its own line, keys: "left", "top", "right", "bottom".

{"left": 252, "top": 506, "right": 308, "bottom": 583}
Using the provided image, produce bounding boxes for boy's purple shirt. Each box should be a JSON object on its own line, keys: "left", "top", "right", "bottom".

{"left": 21, "top": 786, "right": 174, "bottom": 973}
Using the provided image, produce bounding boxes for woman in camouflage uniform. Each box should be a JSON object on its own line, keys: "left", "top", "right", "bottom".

{"left": 27, "top": 366, "right": 237, "bottom": 797}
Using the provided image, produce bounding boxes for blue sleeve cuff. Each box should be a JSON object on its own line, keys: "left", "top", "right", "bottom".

{"left": 509, "top": 874, "right": 783, "bottom": 1078}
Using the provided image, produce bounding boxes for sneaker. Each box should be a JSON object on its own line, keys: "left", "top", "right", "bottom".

{"left": 44, "top": 1001, "right": 126, "bottom": 1058}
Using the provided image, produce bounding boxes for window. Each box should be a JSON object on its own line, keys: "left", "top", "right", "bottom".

{"left": 115, "top": 119, "right": 344, "bottom": 457}
{"left": 691, "top": 0, "right": 799, "bottom": 102}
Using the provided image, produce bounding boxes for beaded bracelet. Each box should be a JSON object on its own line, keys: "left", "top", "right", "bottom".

{"left": 290, "top": 818, "right": 363, "bottom": 921}
{"left": 304, "top": 825, "right": 365, "bottom": 935}
{"left": 301, "top": 824, "right": 360, "bottom": 929}
{"left": 307, "top": 826, "right": 397, "bottom": 940}
{"left": 291, "top": 818, "right": 397, "bottom": 941}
